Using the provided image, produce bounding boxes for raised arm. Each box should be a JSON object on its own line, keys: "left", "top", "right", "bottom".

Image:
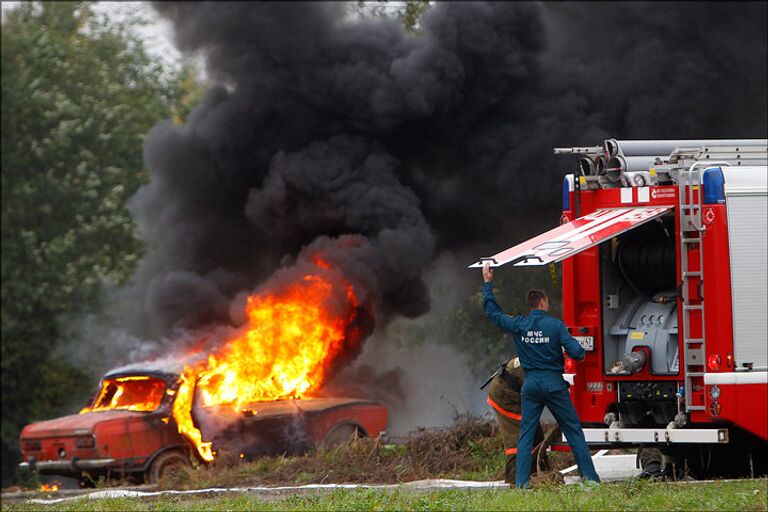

{"left": 483, "top": 282, "right": 523, "bottom": 334}
{"left": 559, "top": 321, "right": 586, "bottom": 361}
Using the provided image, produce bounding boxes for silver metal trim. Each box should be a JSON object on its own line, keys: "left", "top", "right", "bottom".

{"left": 18, "top": 458, "right": 117, "bottom": 472}
{"left": 569, "top": 428, "right": 729, "bottom": 444}
{"left": 704, "top": 370, "right": 768, "bottom": 385}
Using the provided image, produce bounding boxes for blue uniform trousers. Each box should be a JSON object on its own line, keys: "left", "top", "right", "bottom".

{"left": 515, "top": 371, "right": 600, "bottom": 488}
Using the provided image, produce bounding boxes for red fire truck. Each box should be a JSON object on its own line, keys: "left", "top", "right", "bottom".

{"left": 472, "top": 139, "right": 767, "bottom": 478}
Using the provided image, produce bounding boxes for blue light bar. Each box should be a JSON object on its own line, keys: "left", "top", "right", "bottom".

{"left": 563, "top": 174, "right": 573, "bottom": 210}
{"left": 702, "top": 167, "right": 725, "bottom": 204}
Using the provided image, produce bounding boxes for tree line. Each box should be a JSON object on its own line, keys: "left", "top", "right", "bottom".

{"left": 1, "top": 1, "right": 203, "bottom": 485}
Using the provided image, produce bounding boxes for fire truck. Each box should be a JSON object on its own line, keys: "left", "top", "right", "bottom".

{"left": 471, "top": 139, "right": 767, "bottom": 478}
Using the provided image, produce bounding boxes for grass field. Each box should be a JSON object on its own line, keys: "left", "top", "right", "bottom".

{"left": 3, "top": 479, "right": 766, "bottom": 511}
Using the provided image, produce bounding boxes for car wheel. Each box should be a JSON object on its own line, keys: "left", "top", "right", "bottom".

{"left": 146, "top": 450, "right": 190, "bottom": 484}
{"left": 321, "top": 423, "right": 363, "bottom": 448}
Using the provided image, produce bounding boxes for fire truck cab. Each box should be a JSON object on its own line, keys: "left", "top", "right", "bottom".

{"left": 471, "top": 139, "right": 767, "bottom": 478}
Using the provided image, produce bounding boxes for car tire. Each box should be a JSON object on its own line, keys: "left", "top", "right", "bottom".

{"left": 321, "top": 423, "right": 362, "bottom": 448}
{"left": 146, "top": 450, "right": 190, "bottom": 484}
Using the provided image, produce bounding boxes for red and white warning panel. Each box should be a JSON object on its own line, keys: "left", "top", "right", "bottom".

{"left": 468, "top": 206, "right": 672, "bottom": 268}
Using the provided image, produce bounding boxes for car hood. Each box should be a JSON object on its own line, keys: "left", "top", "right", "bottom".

{"left": 21, "top": 409, "right": 153, "bottom": 439}
{"left": 203, "top": 397, "right": 383, "bottom": 421}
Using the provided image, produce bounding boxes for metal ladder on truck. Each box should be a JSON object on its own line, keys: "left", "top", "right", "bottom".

{"left": 677, "top": 161, "right": 727, "bottom": 413}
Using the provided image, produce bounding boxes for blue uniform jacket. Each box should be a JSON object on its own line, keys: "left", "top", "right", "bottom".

{"left": 483, "top": 283, "right": 585, "bottom": 373}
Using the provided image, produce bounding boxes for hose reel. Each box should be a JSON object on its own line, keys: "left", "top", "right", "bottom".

{"left": 616, "top": 218, "right": 676, "bottom": 301}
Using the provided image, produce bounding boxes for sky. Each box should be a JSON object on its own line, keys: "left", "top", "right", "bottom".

{"left": 95, "top": 1, "right": 181, "bottom": 66}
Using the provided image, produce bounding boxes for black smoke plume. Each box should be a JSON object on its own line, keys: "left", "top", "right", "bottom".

{"left": 121, "top": 2, "right": 766, "bottom": 353}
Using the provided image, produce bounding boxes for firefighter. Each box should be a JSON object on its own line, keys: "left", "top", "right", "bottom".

{"left": 486, "top": 357, "right": 546, "bottom": 485}
{"left": 482, "top": 262, "right": 600, "bottom": 489}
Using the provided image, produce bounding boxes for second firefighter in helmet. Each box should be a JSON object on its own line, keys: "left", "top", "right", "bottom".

{"left": 486, "top": 356, "right": 546, "bottom": 485}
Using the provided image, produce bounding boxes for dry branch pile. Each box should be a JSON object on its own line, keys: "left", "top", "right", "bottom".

{"left": 159, "top": 417, "right": 573, "bottom": 490}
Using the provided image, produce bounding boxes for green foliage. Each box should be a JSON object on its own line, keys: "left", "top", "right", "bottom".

{"left": 398, "top": 0, "right": 431, "bottom": 33}
{"left": 1, "top": 1, "right": 201, "bottom": 486}
{"left": 354, "top": 0, "right": 390, "bottom": 20}
{"left": 170, "top": 63, "right": 206, "bottom": 126}
{"left": 354, "top": 0, "right": 432, "bottom": 32}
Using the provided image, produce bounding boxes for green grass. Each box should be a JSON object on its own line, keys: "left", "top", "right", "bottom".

{"left": 3, "top": 478, "right": 766, "bottom": 511}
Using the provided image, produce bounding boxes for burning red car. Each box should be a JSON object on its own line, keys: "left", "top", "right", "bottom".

{"left": 19, "top": 367, "right": 387, "bottom": 483}
{"left": 20, "top": 257, "right": 387, "bottom": 483}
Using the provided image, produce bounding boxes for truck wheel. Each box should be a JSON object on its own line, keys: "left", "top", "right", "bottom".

{"left": 146, "top": 450, "right": 190, "bottom": 484}
{"left": 321, "top": 423, "right": 362, "bottom": 448}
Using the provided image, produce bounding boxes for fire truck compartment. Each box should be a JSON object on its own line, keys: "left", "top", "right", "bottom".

{"left": 723, "top": 166, "right": 768, "bottom": 370}
{"left": 600, "top": 214, "right": 680, "bottom": 377}
{"left": 617, "top": 381, "right": 678, "bottom": 426}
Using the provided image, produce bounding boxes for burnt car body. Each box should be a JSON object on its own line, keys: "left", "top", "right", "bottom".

{"left": 18, "top": 367, "right": 388, "bottom": 483}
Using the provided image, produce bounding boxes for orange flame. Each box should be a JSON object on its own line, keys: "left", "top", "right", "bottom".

{"left": 171, "top": 268, "right": 361, "bottom": 461}
{"left": 80, "top": 376, "right": 167, "bottom": 414}
{"left": 39, "top": 481, "right": 61, "bottom": 492}
{"left": 172, "top": 369, "right": 214, "bottom": 462}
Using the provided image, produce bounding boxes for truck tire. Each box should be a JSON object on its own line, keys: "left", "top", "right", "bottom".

{"left": 321, "top": 423, "right": 362, "bottom": 448}
{"left": 146, "top": 450, "right": 190, "bottom": 484}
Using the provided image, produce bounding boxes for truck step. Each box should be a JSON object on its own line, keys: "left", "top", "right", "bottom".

{"left": 682, "top": 271, "right": 702, "bottom": 277}
{"left": 683, "top": 305, "right": 703, "bottom": 311}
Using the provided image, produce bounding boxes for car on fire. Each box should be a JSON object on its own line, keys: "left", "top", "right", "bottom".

{"left": 19, "top": 366, "right": 388, "bottom": 484}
